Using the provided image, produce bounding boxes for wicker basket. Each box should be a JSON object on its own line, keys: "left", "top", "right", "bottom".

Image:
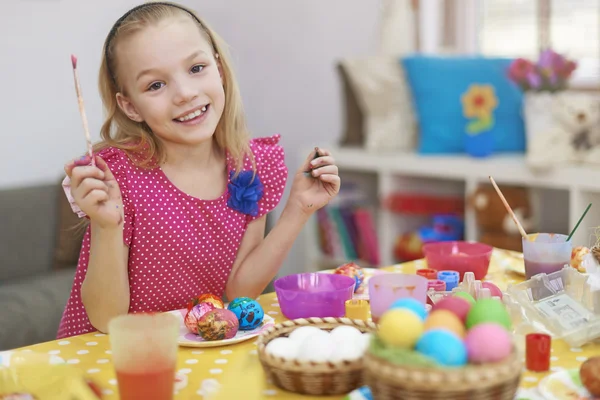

{"left": 363, "top": 349, "right": 523, "bottom": 400}
{"left": 257, "top": 317, "right": 377, "bottom": 396}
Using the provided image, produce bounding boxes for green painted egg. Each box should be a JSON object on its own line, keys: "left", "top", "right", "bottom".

{"left": 465, "top": 298, "right": 512, "bottom": 330}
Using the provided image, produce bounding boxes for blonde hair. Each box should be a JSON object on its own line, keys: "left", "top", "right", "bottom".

{"left": 96, "top": 1, "right": 253, "bottom": 173}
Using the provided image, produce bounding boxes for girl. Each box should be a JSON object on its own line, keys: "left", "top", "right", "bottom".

{"left": 58, "top": 1, "right": 340, "bottom": 338}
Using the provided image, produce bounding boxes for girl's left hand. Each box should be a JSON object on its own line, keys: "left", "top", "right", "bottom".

{"left": 288, "top": 147, "right": 341, "bottom": 215}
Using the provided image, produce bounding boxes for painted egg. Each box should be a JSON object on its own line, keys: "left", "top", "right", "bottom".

{"left": 378, "top": 309, "right": 424, "bottom": 348}
{"left": 424, "top": 309, "right": 466, "bottom": 338}
{"left": 334, "top": 262, "right": 365, "bottom": 292}
{"left": 227, "top": 297, "right": 265, "bottom": 330}
{"left": 571, "top": 246, "right": 590, "bottom": 273}
{"left": 197, "top": 309, "right": 239, "bottom": 341}
{"left": 466, "top": 298, "right": 512, "bottom": 330}
{"left": 464, "top": 323, "right": 512, "bottom": 363}
{"left": 184, "top": 302, "right": 216, "bottom": 334}
{"left": 481, "top": 281, "right": 503, "bottom": 298}
{"left": 416, "top": 329, "right": 467, "bottom": 367}
{"left": 432, "top": 296, "right": 472, "bottom": 323}
{"left": 580, "top": 356, "right": 600, "bottom": 396}
{"left": 187, "top": 293, "right": 225, "bottom": 311}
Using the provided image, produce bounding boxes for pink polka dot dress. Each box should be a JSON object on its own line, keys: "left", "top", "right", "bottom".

{"left": 57, "top": 135, "right": 287, "bottom": 339}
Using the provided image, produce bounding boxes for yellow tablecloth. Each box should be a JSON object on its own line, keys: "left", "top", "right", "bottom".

{"left": 11, "top": 250, "right": 599, "bottom": 399}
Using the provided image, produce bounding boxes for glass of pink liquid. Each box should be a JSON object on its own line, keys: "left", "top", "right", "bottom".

{"left": 522, "top": 233, "right": 572, "bottom": 279}
{"left": 368, "top": 273, "right": 428, "bottom": 323}
{"left": 108, "top": 313, "right": 179, "bottom": 400}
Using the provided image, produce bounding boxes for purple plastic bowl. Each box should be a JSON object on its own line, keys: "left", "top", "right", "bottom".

{"left": 274, "top": 273, "right": 356, "bottom": 319}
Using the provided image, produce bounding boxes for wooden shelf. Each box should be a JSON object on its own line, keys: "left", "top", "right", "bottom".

{"left": 302, "top": 147, "right": 600, "bottom": 271}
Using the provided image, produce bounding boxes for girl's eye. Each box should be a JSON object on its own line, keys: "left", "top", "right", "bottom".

{"left": 148, "top": 82, "right": 164, "bottom": 91}
{"left": 191, "top": 64, "right": 205, "bottom": 74}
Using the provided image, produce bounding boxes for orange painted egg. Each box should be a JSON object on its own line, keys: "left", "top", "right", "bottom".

{"left": 424, "top": 310, "right": 466, "bottom": 338}
{"left": 187, "top": 293, "right": 225, "bottom": 311}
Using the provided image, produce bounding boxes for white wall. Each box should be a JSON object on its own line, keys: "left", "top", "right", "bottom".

{"left": 1, "top": 1, "right": 383, "bottom": 276}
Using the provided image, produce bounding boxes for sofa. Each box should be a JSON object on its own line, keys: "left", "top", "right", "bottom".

{"left": 0, "top": 181, "right": 84, "bottom": 350}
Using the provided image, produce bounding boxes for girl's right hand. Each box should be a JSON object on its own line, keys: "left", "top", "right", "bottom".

{"left": 65, "top": 155, "right": 124, "bottom": 229}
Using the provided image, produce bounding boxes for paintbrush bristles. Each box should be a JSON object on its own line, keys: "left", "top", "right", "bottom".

{"left": 488, "top": 176, "right": 528, "bottom": 239}
{"left": 71, "top": 54, "right": 95, "bottom": 166}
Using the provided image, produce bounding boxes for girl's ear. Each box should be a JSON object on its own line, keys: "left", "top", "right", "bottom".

{"left": 116, "top": 92, "right": 143, "bottom": 122}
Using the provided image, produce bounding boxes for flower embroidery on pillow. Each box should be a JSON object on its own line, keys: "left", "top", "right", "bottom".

{"left": 461, "top": 84, "right": 499, "bottom": 135}
{"left": 227, "top": 170, "right": 264, "bottom": 217}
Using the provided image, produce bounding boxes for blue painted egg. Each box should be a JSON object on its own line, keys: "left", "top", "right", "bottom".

{"left": 389, "top": 298, "right": 428, "bottom": 321}
{"left": 415, "top": 329, "right": 467, "bottom": 367}
{"left": 227, "top": 297, "right": 264, "bottom": 330}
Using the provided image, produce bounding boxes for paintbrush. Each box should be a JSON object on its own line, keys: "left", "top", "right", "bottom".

{"left": 71, "top": 54, "right": 95, "bottom": 167}
{"left": 303, "top": 147, "right": 321, "bottom": 177}
{"left": 488, "top": 176, "right": 528, "bottom": 239}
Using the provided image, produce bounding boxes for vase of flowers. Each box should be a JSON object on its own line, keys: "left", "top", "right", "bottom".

{"left": 507, "top": 49, "right": 578, "bottom": 171}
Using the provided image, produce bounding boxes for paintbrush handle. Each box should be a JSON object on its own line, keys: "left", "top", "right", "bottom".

{"left": 489, "top": 177, "right": 528, "bottom": 239}
{"left": 72, "top": 68, "right": 95, "bottom": 166}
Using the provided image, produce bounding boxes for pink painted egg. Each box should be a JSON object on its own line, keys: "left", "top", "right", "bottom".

{"left": 197, "top": 309, "right": 239, "bottom": 341}
{"left": 481, "top": 281, "right": 503, "bottom": 298}
{"left": 464, "top": 323, "right": 512, "bottom": 363}
{"left": 431, "top": 296, "right": 472, "bottom": 324}
{"left": 184, "top": 302, "right": 216, "bottom": 334}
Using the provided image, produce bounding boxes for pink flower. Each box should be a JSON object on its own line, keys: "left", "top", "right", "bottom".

{"left": 508, "top": 58, "right": 535, "bottom": 82}
{"left": 556, "top": 60, "right": 577, "bottom": 79}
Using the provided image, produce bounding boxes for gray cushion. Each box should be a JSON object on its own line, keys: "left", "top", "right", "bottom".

{"left": 0, "top": 184, "right": 59, "bottom": 281}
{"left": 0, "top": 268, "right": 75, "bottom": 351}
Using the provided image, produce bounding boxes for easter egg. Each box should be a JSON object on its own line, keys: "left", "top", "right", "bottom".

{"left": 415, "top": 329, "right": 467, "bottom": 367}
{"left": 227, "top": 297, "right": 265, "bottom": 330}
{"left": 378, "top": 309, "right": 424, "bottom": 348}
{"left": 334, "top": 262, "right": 365, "bottom": 292}
{"left": 481, "top": 281, "right": 503, "bottom": 298}
{"left": 431, "top": 296, "right": 472, "bottom": 323}
{"left": 197, "top": 309, "right": 239, "bottom": 341}
{"left": 187, "top": 293, "right": 225, "bottom": 311}
{"left": 580, "top": 356, "right": 600, "bottom": 396}
{"left": 453, "top": 291, "right": 476, "bottom": 305}
{"left": 464, "top": 323, "right": 513, "bottom": 363}
{"left": 466, "top": 298, "right": 512, "bottom": 330}
{"left": 184, "top": 302, "right": 216, "bottom": 334}
{"left": 424, "top": 310, "right": 466, "bottom": 338}
{"left": 389, "top": 298, "right": 428, "bottom": 321}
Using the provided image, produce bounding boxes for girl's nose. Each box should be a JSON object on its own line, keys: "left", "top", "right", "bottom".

{"left": 172, "top": 79, "right": 198, "bottom": 105}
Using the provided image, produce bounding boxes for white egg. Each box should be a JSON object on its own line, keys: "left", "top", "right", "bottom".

{"left": 330, "top": 344, "right": 364, "bottom": 362}
{"left": 288, "top": 326, "right": 323, "bottom": 343}
{"left": 330, "top": 326, "right": 363, "bottom": 343}
{"left": 265, "top": 337, "right": 300, "bottom": 360}
{"left": 296, "top": 331, "right": 334, "bottom": 362}
{"left": 357, "top": 333, "right": 372, "bottom": 353}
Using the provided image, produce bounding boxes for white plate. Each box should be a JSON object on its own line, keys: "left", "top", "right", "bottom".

{"left": 168, "top": 309, "right": 275, "bottom": 348}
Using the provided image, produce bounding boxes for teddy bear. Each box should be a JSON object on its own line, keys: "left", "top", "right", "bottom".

{"left": 527, "top": 92, "right": 600, "bottom": 172}
{"left": 467, "top": 185, "right": 536, "bottom": 252}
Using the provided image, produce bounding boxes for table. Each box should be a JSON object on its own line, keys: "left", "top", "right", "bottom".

{"left": 12, "top": 249, "right": 599, "bottom": 399}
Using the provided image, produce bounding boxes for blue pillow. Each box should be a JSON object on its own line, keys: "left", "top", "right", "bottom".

{"left": 401, "top": 55, "right": 526, "bottom": 154}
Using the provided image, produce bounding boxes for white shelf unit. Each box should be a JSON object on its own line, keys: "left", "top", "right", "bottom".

{"left": 303, "top": 147, "right": 600, "bottom": 271}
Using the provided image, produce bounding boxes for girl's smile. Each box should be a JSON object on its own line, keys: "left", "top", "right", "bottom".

{"left": 173, "top": 103, "right": 211, "bottom": 125}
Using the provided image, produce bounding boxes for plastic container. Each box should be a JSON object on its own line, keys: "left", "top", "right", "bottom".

{"left": 423, "top": 241, "right": 493, "bottom": 280}
{"left": 416, "top": 268, "right": 438, "bottom": 280}
{"left": 108, "top": 313, "right": 179, "bottom": 400}
{"left": 274, "top": 273, "right": 355, "bottom": 319}
{"left": 505, "top": 266, "right": 600, "bottom": 348}
{"left": 522, "top": 233, "right": 572, "bottom": 279}
{"left": 368, "top": 273, "right": 428, "bottom": 322}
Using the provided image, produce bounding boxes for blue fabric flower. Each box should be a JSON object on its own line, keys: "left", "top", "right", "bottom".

{"left": 227, "top": 170, "right": 264, "bottom": 217}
